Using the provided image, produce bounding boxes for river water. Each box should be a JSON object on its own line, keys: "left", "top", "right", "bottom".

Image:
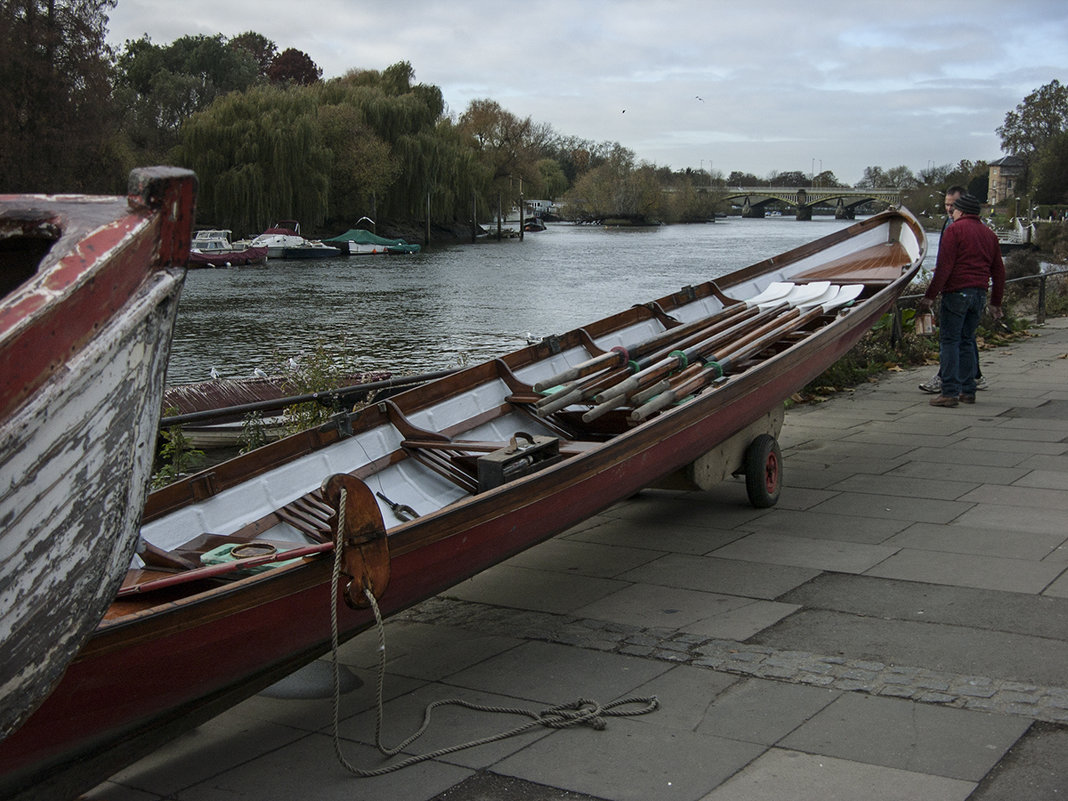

{"left": 166, "top": 217, "right": 938, "bottom": 386}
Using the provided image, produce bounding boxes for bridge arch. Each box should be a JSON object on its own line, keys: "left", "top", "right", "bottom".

{"left": 716, "top": 187, "right": 903, "bottom": 220}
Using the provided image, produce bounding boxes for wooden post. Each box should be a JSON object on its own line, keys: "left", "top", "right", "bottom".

{"left": 425, "top": 192, "right": 430, "bottom": 246}
{"left": 471, "top": 192, "right": 477, "bottom": 243}
{"left": 519, "top": 178, "right": 525, "bottom": 242}
{"left": 497, "top": 193, "right": 502, "bottom": 241}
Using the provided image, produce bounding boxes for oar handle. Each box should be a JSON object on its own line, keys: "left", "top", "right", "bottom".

{"left": 533, "top": 348, "right": 626, "bottom": 392}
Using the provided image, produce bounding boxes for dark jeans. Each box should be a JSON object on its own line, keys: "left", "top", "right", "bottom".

{"left": 939, "top": 288, "right": 986, "bottom": 397}
{"left": 937, "top": 342, "right": 982, "bottom": 381}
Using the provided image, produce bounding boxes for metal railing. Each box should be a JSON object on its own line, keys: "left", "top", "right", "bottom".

{"left": 894, "top": 267, "right": 1068, "bottom": 342}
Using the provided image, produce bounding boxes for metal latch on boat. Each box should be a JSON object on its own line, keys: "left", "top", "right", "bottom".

{"left": 322, "top": 474, "right": 390, "bottom": 609}
{"left": 476, "top": 432, "right": 563, "bottom": 492}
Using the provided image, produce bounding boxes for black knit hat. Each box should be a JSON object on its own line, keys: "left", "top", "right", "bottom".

{"left": 953, "top": 193, "right": 981, "bottom": 215}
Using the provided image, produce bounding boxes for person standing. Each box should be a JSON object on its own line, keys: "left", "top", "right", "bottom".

{"left": 919, "top": 185, "right": 987, "bottom": 393}
{"left": 918, "top": 193, "right": 1005, "bottom": 407}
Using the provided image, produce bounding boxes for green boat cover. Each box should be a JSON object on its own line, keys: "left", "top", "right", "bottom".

{"left": 323, "top": 229, "right": 421, "bottom": 252}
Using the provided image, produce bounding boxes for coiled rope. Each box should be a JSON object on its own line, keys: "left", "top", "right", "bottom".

{"left": 328, "top": 488, "right": 659, "bottom": 777}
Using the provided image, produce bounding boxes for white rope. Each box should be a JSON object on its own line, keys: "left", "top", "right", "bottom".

{"left": 328, "top": 488, "right": 660, "bottom": 778}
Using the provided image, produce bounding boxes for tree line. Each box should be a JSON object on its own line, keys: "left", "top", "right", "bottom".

{"left": 2, "top": 1, "right": 1066, "bottom": 234}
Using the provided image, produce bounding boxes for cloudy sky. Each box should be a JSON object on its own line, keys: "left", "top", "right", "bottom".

{"left": 106, "top": 0, "right": 1068, "bottom": 186}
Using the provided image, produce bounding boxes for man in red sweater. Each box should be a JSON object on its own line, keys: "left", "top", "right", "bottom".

{"left": 918, "top": 193, "right": 1005, "bottom": 407}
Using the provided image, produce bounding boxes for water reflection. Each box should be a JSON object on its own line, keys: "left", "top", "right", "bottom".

{"left": 167, "top": 218, "right": 931, "bottom": 385}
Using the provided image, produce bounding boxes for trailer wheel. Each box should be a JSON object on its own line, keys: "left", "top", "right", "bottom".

{"left": 744, "top": 434, "right": 782, "bottom": 508}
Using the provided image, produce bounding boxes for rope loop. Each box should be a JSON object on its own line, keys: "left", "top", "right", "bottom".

{"left": 328, "top": 487, "right": 659, "bottom": 778}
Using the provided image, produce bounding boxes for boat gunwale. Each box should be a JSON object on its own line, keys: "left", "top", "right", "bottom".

{"left": 122, "top": 207, "right": 925, "bottom": 634}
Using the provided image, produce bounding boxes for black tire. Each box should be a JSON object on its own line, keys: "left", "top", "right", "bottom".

{"left": 744, "top": 434, "right": 782, "bottom": 508}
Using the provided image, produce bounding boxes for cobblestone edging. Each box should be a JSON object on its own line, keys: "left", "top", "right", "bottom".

{"left": 397, "top": 597, "right": 1068, "bottom": 725}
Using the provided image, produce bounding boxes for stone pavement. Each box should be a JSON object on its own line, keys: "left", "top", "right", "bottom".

{"left": 87, "top": 318, "right": 1068, "bottom": 801}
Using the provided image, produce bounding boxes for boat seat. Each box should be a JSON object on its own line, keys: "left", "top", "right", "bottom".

{"left": 791, "top": 241, "right": 910, "bottom": 286}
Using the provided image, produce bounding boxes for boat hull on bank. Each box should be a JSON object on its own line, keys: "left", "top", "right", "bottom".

{"left": 0, "top": 169, "right": 196, "bottom": 743}
{"left": 0, "top": 208, "right": 926, "bottom": 800}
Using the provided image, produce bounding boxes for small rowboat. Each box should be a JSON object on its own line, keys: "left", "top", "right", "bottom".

{"left": 0, "top": 207, "right": 926, "bottom": 800}
{"left": 0, "top": 168, "right": 195, "bottom": 743}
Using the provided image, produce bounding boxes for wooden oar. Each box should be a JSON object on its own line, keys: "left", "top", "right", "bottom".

{"left": 117, "top": 541, "right": 334, "bottom": 596}
{"left": 532, "top": 302, "right": 750, "bottom": 392}
{"left": 587, "top": 304, "right": 798, "bottom": 409}
{"left": 533, "top": 281, "right": 822, "bottom": 394}
{"left": 628, "top": 286, "right": 863, "bottom": 422}
{"left": 535, "top": 302, "right": 768, "bottom": 417}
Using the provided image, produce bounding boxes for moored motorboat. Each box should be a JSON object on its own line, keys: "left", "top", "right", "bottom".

{"left": 247, "top": 220, "right": 339, "bottom": 259}
{"left": 0, "top": 208, "right": 927, "bottom": 800}
{"left": 280, "top": 240, "right": 341, "bottom": 259}
{"left": 188, "top": 229, "right": 266, "bottom": 267}
{"left": 0, "top": 168, "right": 196, "bottom": 743}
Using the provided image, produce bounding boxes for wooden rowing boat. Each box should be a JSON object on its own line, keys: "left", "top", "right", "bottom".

{"left": 0, "top": 168, "right": 195, "bottom": 743}
{"left": 0, "top": 207, "right": 926, "bottom": 799}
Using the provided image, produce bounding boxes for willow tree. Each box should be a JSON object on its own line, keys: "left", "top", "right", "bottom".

{"left": 315, "top": 62, "right": 487, "bottom": 224}
{"left": 176, "top": 84, "right": 330, "bottom": 234}
{"left": 316, "top": 102, "right": 398, "bottom": 225}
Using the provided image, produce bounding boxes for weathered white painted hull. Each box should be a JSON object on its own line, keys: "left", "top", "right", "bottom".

{"left": 0, "top": 271, "right": 183, "bottom": 738}
{"left": 0, "top": 168, "right": 196, "bottom": 741}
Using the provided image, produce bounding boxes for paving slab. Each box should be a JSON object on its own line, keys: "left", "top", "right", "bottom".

{"left": 562, "top": 515, "right": 749, "bottom": 555}
{"left": 443, "top": 565, "right": 628, "bottom": 615}
{"left": 807, "top": 491, "right": 973, "bottom": 524}
{"left": 738, "top": 508, "right": 909, "bottom": 544}
{"left": 828, "top": 473, "right": 980, "bottom": 500}
{"left": 618, "top": 553, "right": 821, "bottom": 600}
{"left": 499, "top": 537, "right": 663, "bottom": 579}
{"left": 885, "top": 459, "right": 1031, "bottom": 485}
{"left": 491, "top": 722, "right": 765, "bottom": 801}
{"left": 691, "top": 677, "right": 840, "bottom": 745}
{"left": 865, "top": 547, "right": 1067, "bottom": 593}
{"left": 969, "top": 722, "right": 1068, "bottom": 801}
{"left": 698, "top": 748, "right": 976, "bottom": 801}
{"left": 708, "top": 531, "right": 898, "bottom": 574}
{"left": 336, "top": 620, "right": 523, "bottom": 681}
{"left": 778, "top": 693, "right": 1030, "bottom": 781}
{"left": 445, "top": 640, "right": 671, "bottom": 704}
{"left": 752, "top": 609, "right": 1068, "bottom": 687}
{"left": 884, "top": 522, "right": 1067, "bottom": 561}
{"left": 778, "top": 573, "right": 1068, "bottom": 640}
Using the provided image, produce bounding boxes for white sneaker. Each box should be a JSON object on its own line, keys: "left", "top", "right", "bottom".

{"left": 918, "top": 374, "right": 941, "bottom": 394}
{"left": 976, "top": 375, "right": 988, "bottom": 391}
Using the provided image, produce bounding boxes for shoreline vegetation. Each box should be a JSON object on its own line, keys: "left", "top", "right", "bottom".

{"left": 6, "top": 5, "right": 1067, "bottom": 240}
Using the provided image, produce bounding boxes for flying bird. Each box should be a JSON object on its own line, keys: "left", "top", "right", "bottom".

{"left": 696, "top": 95, "right": 704, "bottom": 102}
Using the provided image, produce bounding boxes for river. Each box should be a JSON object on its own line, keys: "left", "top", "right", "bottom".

{"left": 166, "top": 217, "right": 939, "bottom": 386}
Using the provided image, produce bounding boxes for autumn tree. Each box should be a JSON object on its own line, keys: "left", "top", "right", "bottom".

{"left": 458, "top": 99, "right": 555, "bottom": 207}
{"left": 997, "top": 80, "right": 1068, "bottom": 162}
{"left": 0, "top": 0, "right": 119, "bottom": 192}
{"left": 267, "top": 48, "right": 322, "bottom": 85}
{"left": 563, "top": 145, "right": 666, "bottom": 222}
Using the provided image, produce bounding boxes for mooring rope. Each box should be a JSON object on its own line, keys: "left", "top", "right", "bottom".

{"left": 328, "top": 487, "right": 659, "bottom": 778}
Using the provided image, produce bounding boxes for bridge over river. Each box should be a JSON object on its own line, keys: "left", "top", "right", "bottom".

{"left": 702, "top": 186, "right": 903, "bottom": 220}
